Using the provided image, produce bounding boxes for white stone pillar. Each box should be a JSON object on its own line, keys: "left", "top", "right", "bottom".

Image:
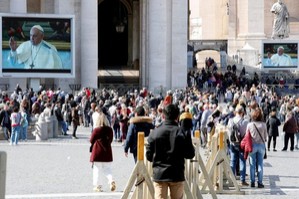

{"left": 143, "top": 0, "right": 187, "bottom": 91}
{"left": 81, "top": 0, "right": 98, "bottom": 89}
{"left": 53, "top": 0, "right": 79, "bottom": 92}
{"left": 140, "top": 0, "right": 148, "bottom": 87}
{"left": 10, "top": 0, "right": 26, "bottom": 13}
{"left": 41, "top": 0, "right": 54, "bottom": 13}
{"left": 146, "top": 0, "right": 168, "bottom": 91}
{"left": 171, "top": 0, "right": 188, "bottom": 89}
{"left": 8, "top": 0, "right": 27, "bottom": 92}
{"left": 237, "top": 0, "right": 266, "bottom": 48}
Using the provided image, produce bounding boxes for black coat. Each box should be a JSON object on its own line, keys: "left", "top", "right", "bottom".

{"left": 146, "top": 120, "right": 195, "bottom": 182}
{"left": 266, "top": 115, "right": 281, "bottom": 137}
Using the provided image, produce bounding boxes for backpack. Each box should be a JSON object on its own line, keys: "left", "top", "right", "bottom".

{"left": 229, "top": 118, "right": 243, "bottom": 145}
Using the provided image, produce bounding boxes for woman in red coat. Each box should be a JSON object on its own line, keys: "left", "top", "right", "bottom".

{"left": 90, "top": 113, "right": 116, "bottom": 192}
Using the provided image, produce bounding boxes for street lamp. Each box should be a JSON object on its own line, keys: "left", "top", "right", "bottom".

{"left": 115, "top": 22, "right": 125, "bottom": 33}
{"left": 115, "top": 0, "right": 127, "bottom": 33}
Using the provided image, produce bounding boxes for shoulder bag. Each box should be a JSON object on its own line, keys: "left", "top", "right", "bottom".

{"left": 253, "top": 123, "right": 267, "bottom": 159}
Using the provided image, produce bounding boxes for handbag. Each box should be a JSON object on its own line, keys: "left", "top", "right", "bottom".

{"left": 89, "top": 144, "right": 93, "bottom": 153}
{"left": 253, "top": 123, "right": 267, "bottom": 159}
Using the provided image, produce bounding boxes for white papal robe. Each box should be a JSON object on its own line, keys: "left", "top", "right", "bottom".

{"left": 8, "top": 40, "right": 62, "bottom": 69}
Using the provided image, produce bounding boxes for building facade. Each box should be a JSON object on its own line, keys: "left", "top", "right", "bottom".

{"left": 1, "top": 0, "right": 299, "bottom": 93}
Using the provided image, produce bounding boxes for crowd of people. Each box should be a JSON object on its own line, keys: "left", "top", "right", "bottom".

{"left": 1, "top": 66, "right": 299, "bottom": 194}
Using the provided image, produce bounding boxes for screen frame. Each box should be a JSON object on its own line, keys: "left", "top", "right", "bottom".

{"left": 261, "top": 40, "right": 298, "bottom": 71}
{"left": 0, "top": 13, "right": 75, "bottom": 78}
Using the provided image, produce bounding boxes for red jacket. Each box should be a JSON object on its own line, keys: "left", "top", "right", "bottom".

{"left": 90, "top": 126, "right": 113, "bottom": 162}
{"left": 240, "top": 131, "right": 253, "bottom": 160}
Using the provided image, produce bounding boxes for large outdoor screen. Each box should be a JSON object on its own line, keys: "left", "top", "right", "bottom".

{"left": 0, "top": 14, "right": 75, "bottom": 78}
{"left": 261, "top": 40, "right": 298, "bottom": 70}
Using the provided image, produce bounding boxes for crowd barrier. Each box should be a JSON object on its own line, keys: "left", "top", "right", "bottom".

{"left": 121, "top": 125, "right": 244, "bottom": 198}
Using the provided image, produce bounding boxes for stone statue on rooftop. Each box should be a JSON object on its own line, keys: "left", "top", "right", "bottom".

{"left": 270, "top": 0, "right": 290, "bottom": 39}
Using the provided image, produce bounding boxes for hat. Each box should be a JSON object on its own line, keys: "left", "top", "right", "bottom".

{"left": 31, "top": 25, "right": 44, "bottom": 32}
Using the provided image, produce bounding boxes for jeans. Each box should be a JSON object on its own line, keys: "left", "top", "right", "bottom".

{"left": 113, "top": 124, "right": 120, "bottom": 141}
{"left": 20, "top": 126, "right": 28, "bottom": 140}
{"left": 229, "top": 144, "right": 246, "bottom": 182}
{"left": 59, "top": 121, "right": 68, "bottom": 134}
{"left": 2, "top": 127, "right": 10, "bottom": 140}
{"left": 11, "top": 126, "right": 21, "bottom": 145}
{"left": 249, "top": 143, "right": 265, "bottom": 184}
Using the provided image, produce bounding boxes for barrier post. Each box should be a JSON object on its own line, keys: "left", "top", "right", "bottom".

{"left": 0, "top": 151, "right": 7, "bottom": 199}
{"left": 195, "top": 130, "right": 200, "bottom": 139}
{"left": 137, "top": 132, "right": 144, "bottom": 161}
{"left": 121, "top": 132, "right": 155, "bottom": 199}
{"left": 137, "top": 132, "right": 144, "bottom": 199}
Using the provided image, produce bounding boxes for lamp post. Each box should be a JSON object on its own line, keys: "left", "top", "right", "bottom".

{"left": 115, "top": 0, "right": 126, "bottom": 33}
{"left": 115, "top": 22, "right": 125, "bottom": 33}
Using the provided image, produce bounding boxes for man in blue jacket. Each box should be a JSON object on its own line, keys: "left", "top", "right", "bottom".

{"left": 146, "top": 104, "right": 195, "bottom": 199}
{"left": 124, "top": 106, "right": 154, "bottom": 163}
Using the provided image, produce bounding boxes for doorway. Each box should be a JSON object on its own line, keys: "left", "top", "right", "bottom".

{"left": 98, "top": 0, "right": 128, "bottom": 69}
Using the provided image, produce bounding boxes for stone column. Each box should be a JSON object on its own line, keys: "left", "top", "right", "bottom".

{"left": 8, "top": 0, "right": 28, "bottom": 92}
{"left": 171, "top": 0, "right": 188, "bottom": 89}
{"left": 41, "top": 0, "right": 54, "bottom": 13}
{"left": 140, "top": 0, "right": 148, "bottom": 87}
{"left": 142, "top": 0, "right": 187, "bottom": 91}
{"left": 237, "top": 0, "right": 266, "bottom": 49}
{"left": 53, "top": 0, "right": 80, "bottom": 92}
{"left": 10, "top": 0, "right": 26, "bottom": 13}
{"left": 80, "top": 0, "right": 98, "bottom": 89}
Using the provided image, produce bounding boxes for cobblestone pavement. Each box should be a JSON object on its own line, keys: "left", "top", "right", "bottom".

{"left": 0, "top": 125, "right": 298, "bottom": 199}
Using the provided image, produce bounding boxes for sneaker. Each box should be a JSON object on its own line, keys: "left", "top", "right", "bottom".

{"left": 110, "top": 181, "right": 116, "bottom": 191}
{"left": 273, "top": 149, "right": 277, "bottom": 152}
{"left": 258, "top": 183, "right": 264, "bottom": 188}
{"left": 241, "top": 181, "right": 249, "bottom": 186}
{"left": 250, "top": 183, "right": 255, "bottom": 188}
{"left": 93, "top": 185, "right": 103, "bottom": 192}
{"left": 282, "top": 148, "right": 287, "bottom": 151}
{"left": 72, "top": 136, "right": 78, "bottom": 139}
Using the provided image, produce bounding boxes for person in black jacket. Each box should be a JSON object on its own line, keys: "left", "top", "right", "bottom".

{"left": 124, "top": 106, "right": 154, "bottom": 163}
{"left": 54, "top": 101, "right": 68, "bottom": 135}
{"left": 146, "top": 104, "right": 195, "bottom": 199}
{"left": 0, "top": 104, "right": 12, "bottom": 140}
{"left": 266, "top": 109, "right": 281, "bottom": 151}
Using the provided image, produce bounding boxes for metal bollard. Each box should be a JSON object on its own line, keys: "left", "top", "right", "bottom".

{"left": 45, "top": 116, "right": 53, "bottom": 138}
{"left": 53, "top": 116, "right": 58, "bottom": 138}
{"left": 35, "top": 116, "right": 48, "bottom": 141}
{"left": 0, "top": 151, "right": 7, "bottom": 199}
